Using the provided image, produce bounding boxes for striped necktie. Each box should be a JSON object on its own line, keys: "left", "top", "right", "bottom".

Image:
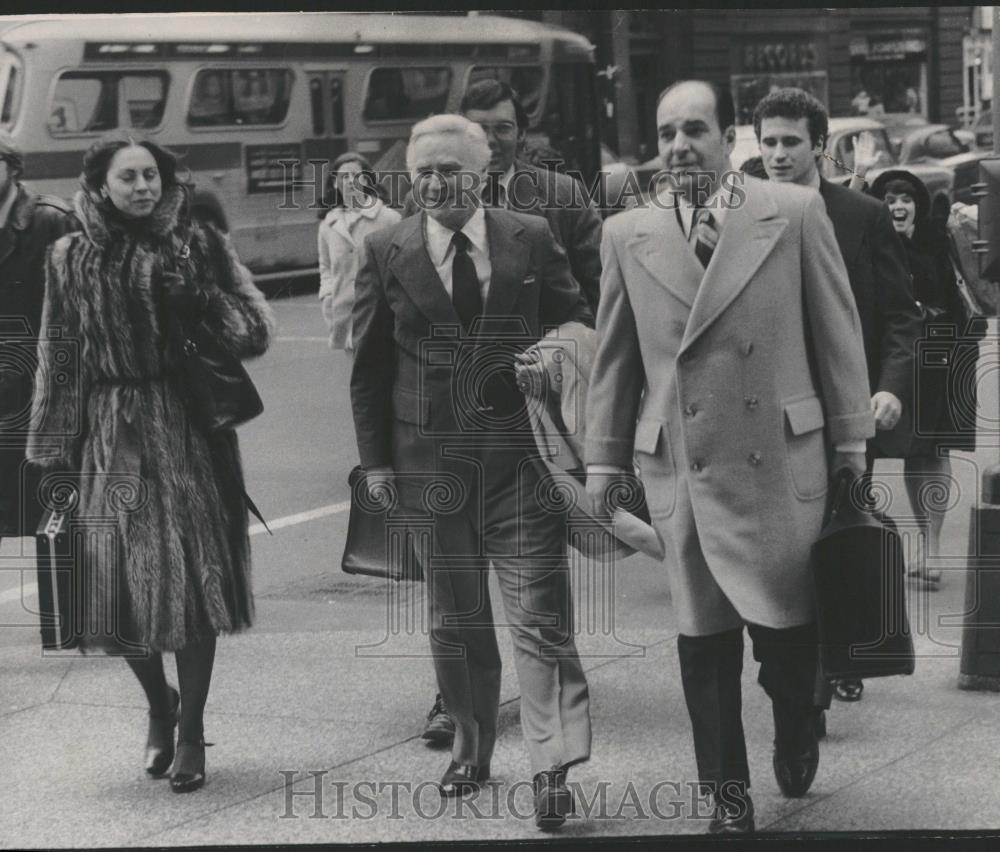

{"left": 691, "top": 207, "right": 719, "bottom": 269}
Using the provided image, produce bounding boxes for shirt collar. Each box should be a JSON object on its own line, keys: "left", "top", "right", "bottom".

{"left": 424, "top": 205, "right": 488, "bottom": 266}
{"left": 326, "top": 197, "right": 382, "bottom": 225}
{"left": 677, "top": 184, "right": 729, "bottom": 238}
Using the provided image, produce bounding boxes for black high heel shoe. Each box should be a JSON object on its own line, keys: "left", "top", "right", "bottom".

{"left": 170, "top": 740, "right": 207, "bottom": 793}
{"left": 145, "top": 686, "right": 180, "bottom": 777}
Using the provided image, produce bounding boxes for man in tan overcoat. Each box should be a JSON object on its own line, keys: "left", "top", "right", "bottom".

{"left": 585, "top": 80, "right": 875, "bottom": 834}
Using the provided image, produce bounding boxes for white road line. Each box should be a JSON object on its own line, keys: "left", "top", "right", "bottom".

{"left": 0, "top": 501, "right": 351, "bottom": 605}
{"left": 249, "top": 500, "right": 350, "bottom": 536}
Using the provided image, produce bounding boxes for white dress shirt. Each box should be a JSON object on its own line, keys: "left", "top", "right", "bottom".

{"left": 424, "top": 206, "right": 491, "bottom": 303}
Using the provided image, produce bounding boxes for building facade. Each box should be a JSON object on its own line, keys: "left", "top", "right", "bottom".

{"left": 516, "top": 7, "right": 976, "bottom": 160}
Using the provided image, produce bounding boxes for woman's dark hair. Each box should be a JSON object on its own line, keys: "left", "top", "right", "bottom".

{"left": 81, "top": 131, "right": 187, "bottom": 194}
{"left": 321, "top": 151, "right": 384, "bottom": 210}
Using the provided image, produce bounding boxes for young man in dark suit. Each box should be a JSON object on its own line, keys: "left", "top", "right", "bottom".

{"left": 754, "top": 88, "right": 923, "bottom": 710}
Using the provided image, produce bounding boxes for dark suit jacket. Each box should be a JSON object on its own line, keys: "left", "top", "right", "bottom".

{"left": 351, "top": 207, "right": 593, "bottom": 508}
{"left": 402, "top": 161, "right": 603, "bottom": 313}
{"left": 819, "top": 179, "right": 922, "bottom": 403}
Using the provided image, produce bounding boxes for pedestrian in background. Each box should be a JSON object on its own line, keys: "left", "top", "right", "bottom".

{"left": 0, "top": 132, "right": 76, "bottom": 649}
{"left": 317, "top": 152, "right": 400, "bottom": 354}
{"left": 27, "top": 132, "right": 274, "bottom": 793}
{"left": 869, "top": 169, "right": 984, "bottom": 586}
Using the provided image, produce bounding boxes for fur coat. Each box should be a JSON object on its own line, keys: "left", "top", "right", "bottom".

{"left": 27, "top": 184, "right": 274, "bottom": 652}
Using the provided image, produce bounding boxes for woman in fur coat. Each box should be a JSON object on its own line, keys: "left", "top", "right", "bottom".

{"left": 27, "top": 133, "right": 274, "bottom": 793}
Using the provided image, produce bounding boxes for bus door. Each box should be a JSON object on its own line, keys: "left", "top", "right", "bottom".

{"left": 306, "top": 70, "right": 349, "bottom": 203}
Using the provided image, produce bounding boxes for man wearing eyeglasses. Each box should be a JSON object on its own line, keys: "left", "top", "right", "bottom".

{"left": 410, "top": 79, "right": 604, "bottom": 749}
{"left": 402, "top": 80, "right": 602, "bottom": 316}
{"left": 0, "top": 132, "right": 76, "bottom": 648}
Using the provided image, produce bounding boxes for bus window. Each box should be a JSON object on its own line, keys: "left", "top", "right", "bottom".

{"left": 1, "top": 62, "right": 20, "bottom": 126}
{"left": 121, "top": 74, "right": 167, "bottom": 129}
{"left": 363, "top": 67, "right": 451, "bottom": 122}
{"left": 330, "top": 76, "right": 345, "bottom": 136}
{"left": 49, "top": 70, "right": 168, "bottom": 135}
{"left": 309, "top": 76, "right": 324, "bottom": 136}
{"left": 189, "top": 68, "right": 293, "bottom": 127}
{"left": 468, "top": 66, "right": 544, "bottom": 119}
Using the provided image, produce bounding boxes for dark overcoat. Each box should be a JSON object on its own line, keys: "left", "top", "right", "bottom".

{"left": 27, "top": 185, "right": 274, "bottom": 651}
{"left": 0, "top": 186, "right": 75, "bottom": 535}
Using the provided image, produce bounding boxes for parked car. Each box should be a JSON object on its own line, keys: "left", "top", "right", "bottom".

{"left": 896, "top": 123, "right": 989, "bottom": 205}
{"left": 821, "top": 117, "right": 954, "bottom": 221}
{"left": 876, "top": 112, "right": 929, "bottom": 155}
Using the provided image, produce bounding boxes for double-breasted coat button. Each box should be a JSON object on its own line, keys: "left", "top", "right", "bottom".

{"left": 741, "top": 341, "right": 754, "bottom": 356}
{"left": 684, "top": 404, "right": 698, "bottom": 418}
{"left": 690, "top": 460, "right": 703, "bottom": 472}
{"left": 745, "top": 396, "right": 759, "bottom": 409}
{"left": 748, "top": 452, "right": 762, "bottom": 466}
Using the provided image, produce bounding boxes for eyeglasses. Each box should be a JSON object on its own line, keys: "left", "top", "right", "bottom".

{"left": 474, "top": 121, "right": 518, "bottom": 140}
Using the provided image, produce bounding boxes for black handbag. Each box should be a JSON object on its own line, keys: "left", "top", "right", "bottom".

{"left": 811, "top": 469, "right": 915, "bottom": 680}
{"left": 165, "top": 243, "right": 263, "bottom": 434}
{"left": 342, "top": 465, "right": 424, "bottom": 582}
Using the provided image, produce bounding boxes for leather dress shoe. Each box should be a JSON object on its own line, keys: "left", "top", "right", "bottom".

{"left": 709, "top": 793, "right": 755, "bottom": 834}
{"left": 421, "top": 694, "right": 455, "bottom": 747}
{"left": 533, "top": 766, "right": 574, "bottom": 830}
{"left": 832, "top": 678, "right": 864, "bottom": 702}
{"left": 773, "top": 739, "right": 819, "bottom": 797}
{"left": 438, "top": 760, "right": 489, "bottom": 797}
{"left": 145, "top": 686, "right": 180, "bottom": 777}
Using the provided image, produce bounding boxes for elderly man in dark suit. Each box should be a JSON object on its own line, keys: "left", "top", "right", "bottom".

{"left": 586, "top": 80, "right": 874, "bottom": 834}
{"left": 753, "top": 88, "right": 923, "bottom": 708}
{"left": 412, "top": 79, "right": 604, "bottom": 747}
{"left": 351, "top": 114, "right": 593, "bottom": 829}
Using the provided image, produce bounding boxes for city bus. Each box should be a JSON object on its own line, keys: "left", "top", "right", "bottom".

{"left": 0, "top": 12, "right": 599, "bottom": 281}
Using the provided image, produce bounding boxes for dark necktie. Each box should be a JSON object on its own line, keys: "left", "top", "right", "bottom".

{"left": 691, "top": 207, "right": 719, "bottom": 269}
{"left": 450, "top": 230, "right": 482, "bottom": 333}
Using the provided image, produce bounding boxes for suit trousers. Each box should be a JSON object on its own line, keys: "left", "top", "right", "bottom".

{"left": 419, "top": 448, "right": 591, "bottom": 775}
{"left": 678, "top": 621, "right": 819, "bottom": 792}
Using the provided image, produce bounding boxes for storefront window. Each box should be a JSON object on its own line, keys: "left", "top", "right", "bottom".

{"left": 849, "top": 31, "right": 928, "bottom": 117}
{"left": 731, "top": 71, "right": 829, "bottom": 126}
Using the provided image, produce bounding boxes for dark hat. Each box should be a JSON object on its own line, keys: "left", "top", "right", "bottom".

{"left": 869, "top": 169, "right": 930, "bottom": 225}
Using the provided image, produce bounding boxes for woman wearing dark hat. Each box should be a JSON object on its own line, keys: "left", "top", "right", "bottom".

{"left": 869, "top": 169, "right": 982, "bottom": 586}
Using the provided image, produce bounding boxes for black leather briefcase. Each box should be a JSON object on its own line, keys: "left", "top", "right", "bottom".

{"left": 811, "top": 470, "right": 915, "bottom": 680}
{"left": 341, "top": 465, "right": 424, "bottom": 582}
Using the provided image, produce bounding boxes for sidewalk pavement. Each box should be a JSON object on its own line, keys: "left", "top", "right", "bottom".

{"left": 3, "top": 456, "right": 1000, "bottom": 846}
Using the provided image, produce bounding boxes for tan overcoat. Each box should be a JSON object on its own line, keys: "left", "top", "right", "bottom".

{"left": 586, "top": 177, "right": 874, "bottom": 635}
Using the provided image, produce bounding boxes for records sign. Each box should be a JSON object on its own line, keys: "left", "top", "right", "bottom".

{"left": 246, "top": 143, "right": 302, "bottom": 194}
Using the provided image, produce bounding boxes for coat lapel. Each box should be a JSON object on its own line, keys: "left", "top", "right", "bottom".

{"left": 483, "top": 208, "right": 529, "bottom": 317}
{"left": 387, "top": 213, "right": 461, "bottom": 326}
{"left": 627, "top": 202, "right": 702, "bottom": 309}
{"left": 680, "top": 180, "right": 787, "bottom": 353}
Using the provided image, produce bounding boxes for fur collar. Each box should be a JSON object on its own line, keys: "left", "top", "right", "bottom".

{"left": 73, "top": 184, "right": 190, "bottom": 248}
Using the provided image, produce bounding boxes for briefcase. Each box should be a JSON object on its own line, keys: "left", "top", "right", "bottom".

{"left": 35, "top": 507, "right": 79, "bottom": 651}
{"left": 811, "top": 470, "right": 914, "bottom": 680}
{"left": 341, "top": 465, "right": 424, "bottom": 582}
